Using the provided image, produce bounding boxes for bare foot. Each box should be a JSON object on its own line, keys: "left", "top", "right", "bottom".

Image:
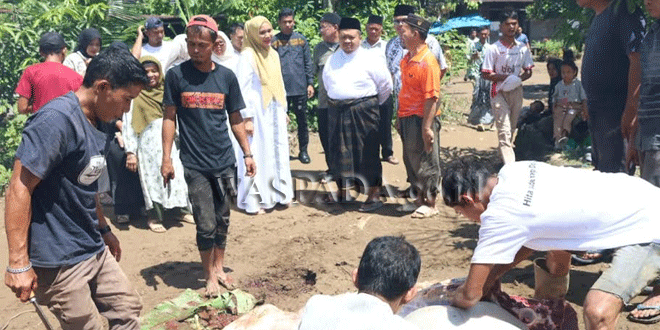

{"left": 216, "top": 269, "right": 236, "bottom": 290}
{"left": 205, "top": 276, "right": 221, "bottom": 297}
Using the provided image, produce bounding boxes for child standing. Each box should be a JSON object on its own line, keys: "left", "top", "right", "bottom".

{"left": 552, "top": 60, "right": 588, "bottom": 150}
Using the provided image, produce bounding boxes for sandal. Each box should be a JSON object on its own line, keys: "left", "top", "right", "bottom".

{"left": 148, "top": 220, "right": 167, "bottom": 233}
{"left": 359, "top": 200, "right": 383, "bottom": 213}
{"left": 411, "top": 205, "right": 439, "bottom": 218}
{"left": 571, "top": 249, "right": 613, "bottom": 266}
{"left": 628, "top": 304, "right": 660, "bottom": 324}
{"left": 396, "top": 203, "right": 418, "bottom": 212}
{"left": 179, "top": 213, "right": 195, "bottom": 224}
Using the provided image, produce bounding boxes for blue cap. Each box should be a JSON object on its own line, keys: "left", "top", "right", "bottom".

{"left": 145, "top": 17, "right": 163, "bottom": 30}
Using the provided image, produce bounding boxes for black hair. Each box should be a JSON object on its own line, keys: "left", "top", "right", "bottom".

{"left": 278, "top": 7, "right": 295, "bottom": 21}
{"left": 186, "top": 25, "right": 218, "bottom": 43}
{"left": 419, "top": 30, "right": 428, "bottom": 41}
{"left": 530, "top": 100, "right": 545, "bottom": 113}
{"left": 561, "top": 59, "right": 578, "bottom": 75}
{"left": 356, "top": 236, "right": 421, "bottom": 301}
{"left": 479, "top": 26, "right": 490, "bottom": 33}
{"left": 83, "top": 46, "right": 148, "bottom": 89}
{"left": 228, "top": 22, "right": 244, "bottom": 36}
{"left": 501, "top": 7, "right": 519, "bottom": 22}
{"left": 441, "top": 159, "right": 493, "bottom": 207}
{"left": 547, "top": 57, "right": 561, "bottom": 72}
{"left": 562, "top": 49, "right": 575, "bottom": 62}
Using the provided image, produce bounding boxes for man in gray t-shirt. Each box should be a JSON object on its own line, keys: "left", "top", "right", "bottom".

{"left": 5, "top": 47, "right": 148, "bottom": 329}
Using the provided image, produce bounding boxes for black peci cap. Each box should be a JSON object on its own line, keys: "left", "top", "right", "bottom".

{"left": 405, "top": 14, "right": 431, "bottom": 34}
{"left": 394, "top": 4, "right": 416, "bottom": 17}
{"left": 367, "top": 15, "right": 383, "bottom": 25}
{"left": 339, "top": 17, "right": 361, "bottom": 31}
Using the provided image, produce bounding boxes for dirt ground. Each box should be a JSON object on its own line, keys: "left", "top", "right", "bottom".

{"left": 0, "top": 62, "right": 650, "bottom": 330}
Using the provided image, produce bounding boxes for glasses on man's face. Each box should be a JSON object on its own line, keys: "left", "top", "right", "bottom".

{"left": 393, "top": 19, "right": 405, "bottom": 25}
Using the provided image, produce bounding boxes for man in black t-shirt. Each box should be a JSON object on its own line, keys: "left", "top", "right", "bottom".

{"left": 5, "top": 47, "right": 148, "bottom": 329}
{"left": 162, "top": 15, "right": 255, "bottom": 297}
{"left": 579, "top": 0, "right": 645, "bottom": 173}
{"left": 576, "top": 0, "right": 646, "bottom": 266}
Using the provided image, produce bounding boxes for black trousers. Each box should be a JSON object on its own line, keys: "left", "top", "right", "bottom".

{"left": 287, "top": 95, "right": 309, "bottom": 152}
{"left": 379, "top": 95, "right": 394, "bottom": 159}
{"left": 588, "top": 97, "right": 625, "bottom": 173}
{"left": 318, "top": 107, "right": 330, "bottom": 168}
{"left": 106, "top": 137, "right": 144, "bottom": 215}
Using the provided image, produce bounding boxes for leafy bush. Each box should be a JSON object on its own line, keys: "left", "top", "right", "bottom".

{"left": 437, "top": 29, "right": 469, "bottom": 80}
{"left": 0, "top": 102, "right": 26, "bottom": 193}
{"left": 532, "top": 39, "right": 563, "bottom": 61}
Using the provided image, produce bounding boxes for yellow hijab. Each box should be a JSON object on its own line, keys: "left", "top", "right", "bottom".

{"left": 131, "top": 56, "right": 164, "bottom": 134}
{"left": 243, "top": 16, "right": 286, "bottom": 108}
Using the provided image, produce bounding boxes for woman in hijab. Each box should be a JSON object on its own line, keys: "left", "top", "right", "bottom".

{"left": 63, "top": 28, "right": 102, "bottom": 76}
{"left": 122, "top": 56, "right": 192, "bottom": 232}
{"left": 235, "top": 16, "right": 293, "bottom": 215}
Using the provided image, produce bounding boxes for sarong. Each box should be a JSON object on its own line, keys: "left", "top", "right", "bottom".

{"left": 327, "top": 95, "right": 382, "bottom": 188}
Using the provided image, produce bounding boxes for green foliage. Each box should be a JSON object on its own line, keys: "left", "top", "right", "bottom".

{"left": 526, "top": 0, "right": 644, "bottom": 52}
{"left": 532, "top": 39, "right": 563, "bottom": 61}
{"left": 437, "top": 29, "right": 469, "bottom": 79}
{"left": 0, "top": 103, "right": 27, "bottom": 193}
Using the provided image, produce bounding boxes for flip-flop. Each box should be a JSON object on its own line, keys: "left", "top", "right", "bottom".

{"left": 627, "top": 304, "right": 660, "bottom": 324}
{"left": 148, "top": 220, "right": 167, "bottom": 233}
{"left": 179, "top": 214, "right": 195, "bottom": 224}
{"left": 359, "top": 200, "right": 383, "bottom": 212}
{"left": 411, "top": 205, "right": 439, "bottom": 219}
{"left": 571, "top": 249, "right": 613, "bottom": 266}
{"left": 396, "top": 203, "right": 418, "bottom": 212}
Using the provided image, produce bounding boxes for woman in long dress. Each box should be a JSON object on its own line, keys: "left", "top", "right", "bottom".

{"left": 122, "top": 56, "right": 192, "bottom": 232}
{"left": 235, "top": 16, "right": 293, "bottom": 215}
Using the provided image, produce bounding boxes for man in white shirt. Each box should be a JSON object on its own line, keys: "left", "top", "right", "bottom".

{"left": 298, "top": 236, "right": 421, "bottom": 330}
{"left": 481, "top": 9, "right": 533, "bottom": 164}
{"left": 228, "top": 22, "right": 244, "bottom": 56}
{"left": 361, "top": 15, "right": 398, "bottom": 166}
{"left": 131, "top": 17, "right": 188, "bottom": 72}
{"left": 322, "top": 17, "right": 393, "bottom": 212}
{"left": 442, "top": 159, "right": 660, "bottom": 330}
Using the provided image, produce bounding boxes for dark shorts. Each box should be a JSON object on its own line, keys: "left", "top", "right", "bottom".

{"left": 183, "top": 166, "right": 235, "bottom": 251}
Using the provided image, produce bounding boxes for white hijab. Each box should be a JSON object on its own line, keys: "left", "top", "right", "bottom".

{"left": 213, "top": 31, "right": 239, "bottom": 73}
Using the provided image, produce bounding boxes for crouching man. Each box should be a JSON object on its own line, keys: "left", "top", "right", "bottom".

{"left": 4, "top": 47, "right": 148, "bottom": 329}
{"left": 441, "top": 159, "right": 660, "bottom": 330}
{"left": 298, "top": 236, "right": 421, "bottom": 330}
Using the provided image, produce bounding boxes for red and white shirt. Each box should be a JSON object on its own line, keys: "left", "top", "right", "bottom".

{"left": 482, "top": 39, "right": 533, "bottom": 96}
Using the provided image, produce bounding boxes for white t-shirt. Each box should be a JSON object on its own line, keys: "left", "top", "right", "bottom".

{"left": 141, "top": 34, "right": 188, "bottom": 73}
{"left": 481, "top": 40, "right": 534, "bottom": 78}
{"left": 361, "top": 38, "right": 387, "bottom": 60}
{"left": 472, "top": 161, "right": 660, "bottom": 264}
{"left": 323, "top": 47, "right": 393, "bottom": 104}
{"left": 299, "top": 293, "right": 419, "bottom": 330}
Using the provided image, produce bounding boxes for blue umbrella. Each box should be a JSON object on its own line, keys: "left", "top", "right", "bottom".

{"left": 429, "top": 14, "right": 491, "bottom": 34}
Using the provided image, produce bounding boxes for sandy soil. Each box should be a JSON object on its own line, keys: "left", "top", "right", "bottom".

{"left": 0, "top": 62, "right": 650, "bottom": 330}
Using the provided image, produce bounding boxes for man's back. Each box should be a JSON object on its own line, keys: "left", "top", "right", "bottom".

{"left": 14, "top": 62, "right": 83, "bottom": 112}
{"left": 472, "top": 161, "right": 660, "bottom": 264}
{"left": 298, "top": 293, "right": 419, "bottom": 330}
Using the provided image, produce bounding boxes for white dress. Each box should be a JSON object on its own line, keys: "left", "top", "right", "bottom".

{"left": 234, "top": 50, "right": 293, "bottom": 213}
{"left": 123, "top": 106, "right": 190, "bottom": 211}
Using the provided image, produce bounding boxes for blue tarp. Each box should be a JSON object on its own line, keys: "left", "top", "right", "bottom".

{"left": 429, "top": 14, "right": 491, "bottom": 34}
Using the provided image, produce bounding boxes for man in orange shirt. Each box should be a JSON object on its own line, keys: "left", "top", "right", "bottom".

{"left": 397, "top": 14, "right": 442, "bottom": 218}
